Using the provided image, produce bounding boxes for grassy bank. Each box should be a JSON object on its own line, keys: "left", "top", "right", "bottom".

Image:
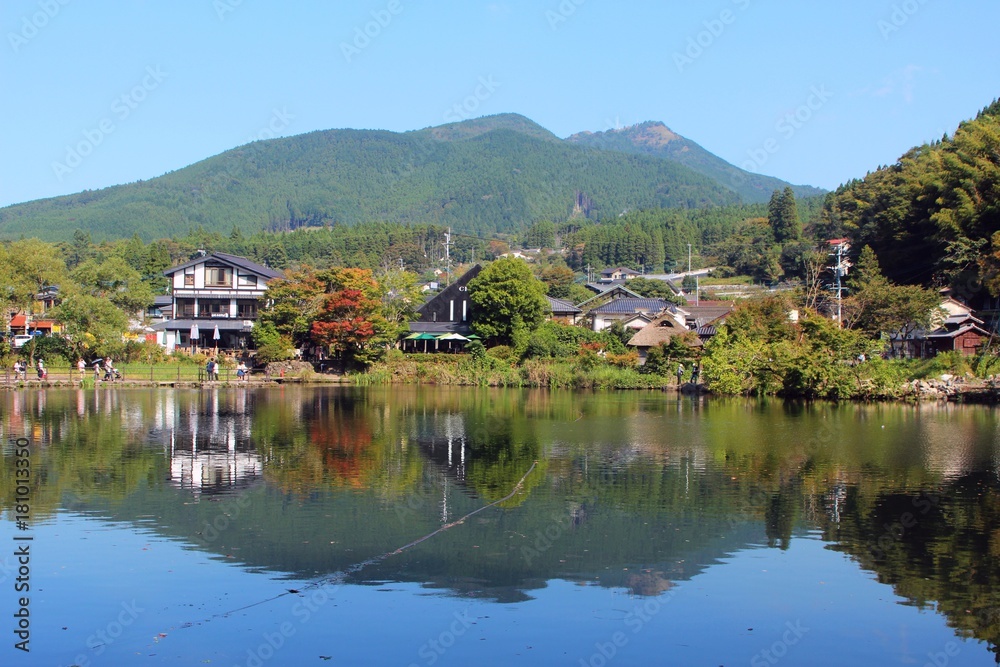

{"left": 355, "top": 353, "right": 670, "bottom": 390}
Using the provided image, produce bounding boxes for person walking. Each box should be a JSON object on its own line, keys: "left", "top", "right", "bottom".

{"left": 93, "top": 358, "right": 102, "bottom": 380}
{"left": 676, "top": 362, "right": 685, "bottom": 387}
{"left": 36, "top": 359, "right": 46, "bottom": 380}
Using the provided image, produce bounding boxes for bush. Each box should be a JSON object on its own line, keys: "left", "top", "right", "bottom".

{"left": 927, "top": 350, "right": 973, "bottom": 378}
{"left": 487, "top": 345, "right": 515, "bottom": 361}
{"left": 123, "top": 340, "right": 167, "bottom": 364}
{"left": 29, "top": 336, "right": 71, "bottom": 365}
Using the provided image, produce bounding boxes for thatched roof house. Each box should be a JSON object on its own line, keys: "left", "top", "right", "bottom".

{"left": 627, "top": 312, "right": 701, "bottom": 364}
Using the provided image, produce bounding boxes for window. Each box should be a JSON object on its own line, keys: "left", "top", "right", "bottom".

{"left": 237, "top": 299, "right": 259, "bottom": 319}
{"left": 176, "top": 299, "right": 195, "bottom": 318}
{"left": 201, "top": 299, "right": 230, "bottom": 317}
{"left": 183, "top": 273, "right": 194, "bottom": 287}
{"left": 205, "top": 266, "right": 232, "bottom": 287}
{"left": 237, "top": 274, "right": 258, "bottom": 287}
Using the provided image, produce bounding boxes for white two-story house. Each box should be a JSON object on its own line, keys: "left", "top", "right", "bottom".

{"left": 152, "top": 252, "right": 283, "bottom": 352}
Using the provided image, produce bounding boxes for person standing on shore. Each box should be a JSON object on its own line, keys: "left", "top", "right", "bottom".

{"left": 676, "top": 362, "right": 685, "bottom": 387}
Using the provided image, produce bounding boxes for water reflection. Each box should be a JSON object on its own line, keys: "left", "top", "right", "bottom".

{"left": 1, "top": 387, "right": 999, "bottom": 658}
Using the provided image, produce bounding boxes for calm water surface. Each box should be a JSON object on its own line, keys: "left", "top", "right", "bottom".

{"left": 1, "top": 386, "right": 999, "bottom": 666}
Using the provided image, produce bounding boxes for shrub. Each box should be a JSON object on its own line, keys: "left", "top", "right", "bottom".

{"left": 487, "top": 345, "right": 515, "bottom": 361}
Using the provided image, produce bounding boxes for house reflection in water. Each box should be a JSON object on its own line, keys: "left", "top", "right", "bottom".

{"left": 154, "top": 389, "right": 263, "bottom": 496}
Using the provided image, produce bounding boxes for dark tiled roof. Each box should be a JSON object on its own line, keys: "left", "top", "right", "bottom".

{"left": 164, "top": 252, "right": 284, "bottom": 280}
{"left": 153, "top": 295, "right": 173, "bottom": 307}
{"left": 547, "top": 296, "right": 582, "bottom": 314}
{"left": 926, "top": 324, "right": 990, "bottom": 339}
{"left": 591, "top": 298, "right": 675, "bottom": 315}
{"left": 151, "top": 319, "right": 253, "bottom": 332}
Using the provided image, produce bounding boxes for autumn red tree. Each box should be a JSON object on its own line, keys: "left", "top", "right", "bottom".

{"left": 309, "top": 269, "right": 392, "bottom": 368}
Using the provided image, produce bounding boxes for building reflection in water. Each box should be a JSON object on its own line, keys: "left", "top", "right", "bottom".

{"left": 154, "top": 389, "right": 263, "bottom": 496}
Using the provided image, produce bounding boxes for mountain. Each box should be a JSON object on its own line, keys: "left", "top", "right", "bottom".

{"left": 0, "top": 114, "right": 743, "bottom": 242}
{"left": 566, "top": 121, "right": 825, "bottom": 203}
{"left": 1, "top": 113, "right": 827, "bottom": 243}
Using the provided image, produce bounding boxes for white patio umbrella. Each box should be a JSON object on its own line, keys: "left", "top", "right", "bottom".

{"left": 190, "top": 323, "right": 200, "bottom": 350}
{"left": 213, "top": 324, "right": 221, "bottom": 353}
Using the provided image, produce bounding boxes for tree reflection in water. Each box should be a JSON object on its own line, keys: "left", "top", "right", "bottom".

{"left": 1, "top": 387, "right": 998, "bottom": 656}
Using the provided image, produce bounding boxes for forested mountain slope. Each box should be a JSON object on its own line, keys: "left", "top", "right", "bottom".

{"left": 567, "top": 121, "right": 825, "bottom": 203}
{"left": 0, "top": 114, "right": 739, "bottom": 242}
{"left": 822, "top": 99, "right": 1000, "bottom": 295}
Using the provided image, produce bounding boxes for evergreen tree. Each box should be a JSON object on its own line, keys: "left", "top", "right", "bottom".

{"left": 769, "top": 187, "right": 801, "bottom": 243}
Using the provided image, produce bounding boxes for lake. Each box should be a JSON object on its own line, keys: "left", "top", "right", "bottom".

{"left": 1, "top": 386, "right": 999, "bottom": 666}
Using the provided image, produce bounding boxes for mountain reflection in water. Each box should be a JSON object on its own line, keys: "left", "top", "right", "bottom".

{"left": 1, "top": 386, "right": 999, "bottom": 663}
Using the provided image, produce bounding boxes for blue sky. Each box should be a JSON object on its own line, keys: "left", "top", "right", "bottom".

{"left": 2, "top": 0, "right": 998, "bottom": 208}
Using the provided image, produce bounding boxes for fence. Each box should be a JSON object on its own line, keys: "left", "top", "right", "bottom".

{"left": 0, "top": 364, "right": 260, "bottom": 386}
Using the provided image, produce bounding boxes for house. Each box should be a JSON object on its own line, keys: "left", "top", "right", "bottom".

{"left": 408, "top": 265, "right": 481, "bottom": 336}
{"left": 925, "top": 313, "right": 991, "bottom": 357}
{"left": 627, "top": 311, "right": 701, "bottom": 364}
{"left": 147, "top": 295, "right": 173, "bottom": 322}
{"left": 34, "top": 286, "right": 60, "bottom": 313}
{"left": 151, "top": 251, "right": 283, "bottom": 352}
{"left": 546, "top": 296, "right": 582, "bottom": 325}
{"left": 9, "top": 314, "right": 60, "bottom": 336}
{"left": 589, "top": 298, "right": 677, "bottom": 332}
{"left": 676, "top": 301, "right": 735, "bottom": 331}
{"left": 599, "top": 267, "right": 641, "bottom": 283}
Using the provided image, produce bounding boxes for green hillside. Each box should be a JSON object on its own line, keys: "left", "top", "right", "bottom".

{"left": 0, "top": 115, "right": 739, "bottom": 242}
{"left": 823, "top": 98, "right": 1000, "bottom": 295}
{"left": 566, "top": 121, "right": 825, "bottom": 203}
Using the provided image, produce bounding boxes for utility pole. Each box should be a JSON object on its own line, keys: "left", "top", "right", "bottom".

{"left": 444, "top": 228, "right": 452, "bottom": 286}
{"left": 687, "top": 244, "right": 692, "bottom": 274}
{"left": 828, "top": 241, "right": 851, "bottom": 327}
{"left": 585, "top": 264, "right": 593, "bottom": 284}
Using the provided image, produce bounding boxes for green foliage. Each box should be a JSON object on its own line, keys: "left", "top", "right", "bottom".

{"left": 537, "top": 263, "right": 576, "bottom": 299}
{"left": 51, "top": 293, "right": 129, "bottom": 360}
{"left": 626, "top": 277, "right": 686, "bottom": 304}
{"left": 521, "top": 221, "right": 556, "bottom": 249}
{"left": 825, "top": 100, "right": 1000, "bottom": 297}
{"left": 768, "top": 187, "right": 801, "bottom": 243}
{"left": 72, "top": 256, "right": 155, "bottom": 313}
{"left": 251, "top": 321, "right": 294, "bottom": 363}
{"left": 844, "top": 246, "right": 942, "bottom": 347}
{"left": 702, "top": 301, "right": 887, "bottom": 399}
{"left": 469, "top": 258, "right": 549, "bottom": 348}
{"left": 30, "top": 335, "right": 72, "bottom": 366}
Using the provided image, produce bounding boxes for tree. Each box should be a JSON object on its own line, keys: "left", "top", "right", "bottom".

{"left": 627, "top": 277, "right": 685, "bottom": 304}
{"left": 844, "top": 246, "right": 942, "bottom": 352}
{"left": 309, "top": 268, "right": 393, "bottom": 368}
{"left": 522, "top": 221, "right": 556, "bottom": 249}
{"left": 377, "top": 268, "right": 423, "bottom": 335}
{"left": 258, "top": 268, "right": 326, "bottom": 345}
{"left": 768, "top": 187, "right": 801, "bottom": 243}
{"left": 538, "top": 264, "right": 576, "bottom": 299}
{"left": 51, "top": 294, "right": 129, "bottom": 361}
{"left": 468, "top": 258, "right": 548, "bottom": 349}
{"left": 72, "top": 256, "right": 154, "bottom": 315}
